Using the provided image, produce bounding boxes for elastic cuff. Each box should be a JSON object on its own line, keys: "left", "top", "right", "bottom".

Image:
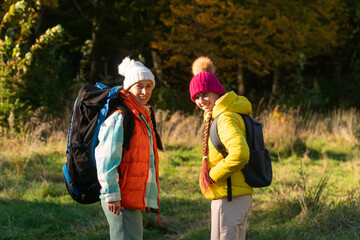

{"left": 209, "top": 168, "right": 219, "bottom": 182}
{"left": 104, "top": 192, "right": 121, "bottom": 202}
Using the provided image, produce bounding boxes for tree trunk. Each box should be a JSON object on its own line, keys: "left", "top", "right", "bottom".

{"left": 272, "top": 66, "right": 279, "bottom": 95}
{"left": 89, "top": 0, "right": 98, "bottom": 82}
{"left": 34, "top": 8, "right": 45, "bottom": 37}
{"left": 151, "top": 50, "right": 163, "bottom": 82}
{"left": 237, "top": 64, "right": 245, "bottom": 95}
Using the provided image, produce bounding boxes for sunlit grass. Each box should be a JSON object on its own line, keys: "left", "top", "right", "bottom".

{"left": 0, "top": 108, "right": 359, "bottom": 239}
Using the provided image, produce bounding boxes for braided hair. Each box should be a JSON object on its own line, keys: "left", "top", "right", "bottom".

{"left": 200, "top": 110, "right": 215, "bottom": 192}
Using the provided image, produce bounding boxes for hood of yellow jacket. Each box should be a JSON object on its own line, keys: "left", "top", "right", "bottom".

{"left": 204, "top": 91, "right": 252, "bottom": 120}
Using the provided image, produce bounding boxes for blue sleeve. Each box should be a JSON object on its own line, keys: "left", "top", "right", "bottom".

{"left": 94, "top": 111, "right": 124, "bottom": 202}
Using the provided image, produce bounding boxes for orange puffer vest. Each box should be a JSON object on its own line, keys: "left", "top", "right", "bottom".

{"left": 117, "top": 89, "right": 160, "bottom": 210}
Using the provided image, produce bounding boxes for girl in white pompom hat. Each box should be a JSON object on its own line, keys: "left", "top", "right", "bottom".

{"left": 95, "top": 56, "right": 163, "bottom": 240}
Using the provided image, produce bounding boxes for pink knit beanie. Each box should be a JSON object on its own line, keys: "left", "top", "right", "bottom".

{"left": 189, "top": 57, "right": 225, "bottom": 102}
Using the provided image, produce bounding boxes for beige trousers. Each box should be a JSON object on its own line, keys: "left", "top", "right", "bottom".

{"left": 211, "top": 194, "right": 252, "bottom": 240}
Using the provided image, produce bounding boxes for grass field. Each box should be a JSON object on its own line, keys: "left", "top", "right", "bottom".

{"left": 0, "top": 108, "right": 359, "bottom": 239}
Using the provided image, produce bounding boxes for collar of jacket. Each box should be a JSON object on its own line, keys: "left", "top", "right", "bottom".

{"left": 203, "top": 91, "right": 252, "bottom": 120}
{"left": 119, "top": 88, "right": 151, "bottom": 122}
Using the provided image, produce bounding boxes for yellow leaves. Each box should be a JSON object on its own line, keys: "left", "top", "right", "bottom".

{"left": 1, "top": 0, "right": 40, "bottom": 40}
{"left": 9, "top": 1, "right": 27, "bottom": 17}
{"left": 30, "top": 24, "right": 64, "bottom": 52}
{"left": 273, "top": 106, "right": 285, "bottom": 123}
{"left": 153, "top": 0, "right": 345, "bottom": 85}
{"left": 1, "top": 12, "right": 10, "bottom": 27}
{"left": 0, "top": 36, "right": 11, "bottom": 50}
{"left": 11, "top": 43, "right": 21, "bottom": 59}
{"left": 169, "top": 3, "right": 194, "bottom": 19}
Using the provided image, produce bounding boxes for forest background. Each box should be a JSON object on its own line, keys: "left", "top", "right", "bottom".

{"left": 0, "top": 0, "right": 360, "bottom": 239}
{"left": 1, "top": 0, "right": 360, "bottom": 124}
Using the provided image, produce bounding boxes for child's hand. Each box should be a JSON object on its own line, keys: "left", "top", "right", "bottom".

{"left": 108, "top": 200, "right": 122, "bottom": 215}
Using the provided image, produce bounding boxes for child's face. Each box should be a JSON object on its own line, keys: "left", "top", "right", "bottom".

{"left": 193, "top": 92, "right": 220, "bottom": 112}
{"left": 127, "top": 80, "right": 153, "bottom": 106}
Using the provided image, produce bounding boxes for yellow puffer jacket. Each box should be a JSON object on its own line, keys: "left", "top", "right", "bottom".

{"left": 201, "top": 91, "right": 253, "bottom": 200}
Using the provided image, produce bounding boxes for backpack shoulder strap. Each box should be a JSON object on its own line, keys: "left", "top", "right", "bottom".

{"left": 117, "top": 105, "right": 134, "bottom": 150}
{"left": 209, "top": 114, "right": 228, "bottom": 158}
{"left": 209, "top": 113, "right": 232, "bottom": 201}
{"left": 240, "top": 114, "right": 254, "bottom": 149}
{"left": 107, "top": 93, "right": 134, "bottom": 150}
{"left": 210, "top": 113, "right": 255, "bottom": 155}
{"left": 241, "top": 114, "right": 266, "bottom": 150}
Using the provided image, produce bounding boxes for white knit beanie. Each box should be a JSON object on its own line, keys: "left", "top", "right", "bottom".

{"left": 118, "top": 57, "right": 155, "bottom": 90}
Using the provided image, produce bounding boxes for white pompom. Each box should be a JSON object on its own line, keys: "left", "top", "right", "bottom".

{"left": 118, "top": 57, "right": 132, "bottom": 76}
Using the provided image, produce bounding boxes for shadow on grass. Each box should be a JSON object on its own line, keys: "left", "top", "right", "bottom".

{"left": 248, "top": 197, "right": 360, "bottom": 240}
{"left": 0, "top": 198, "right": 109, "bottom": 240}
{"left": 304, "top": 148, "right": 348, "bottom": 162}
{"left": 0, "top": 195, "right": 211, "bottom": 240}
{"left": 145, "top": 196, "right": 211, "bottom": 239}
{"left": 323, "top": 150, "right": 348, "bottom": 161}
{"left": 250, "top": 198, "right": 302, "bottom": 226}
{"left": 24, "top": 152, "right": 66, "bottom": 183}
{"left": 291, "top": 147, "right": 348, "bottom": 162}
{"left": 165, "top": 144, "right": 196, "bottom": 151}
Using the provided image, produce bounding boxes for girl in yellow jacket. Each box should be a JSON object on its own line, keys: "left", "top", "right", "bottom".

{"left": 189, "top": 57, "right": 253, "bottom": 240}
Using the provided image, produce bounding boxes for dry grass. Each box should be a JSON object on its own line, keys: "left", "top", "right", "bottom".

{"left": 154, "top": 106, "right": 360, "bottom": 157}
{"left": 259, "top": 107, "right": 360, "bottom": 155}
{"left": 2, "top": 106, "right": 358, "bottom": 165}
{"left": 155, "top": 109, "right": 204, "bottom": 146}
{"left": 0, "top": 108, "right": 66, "bottom": 176}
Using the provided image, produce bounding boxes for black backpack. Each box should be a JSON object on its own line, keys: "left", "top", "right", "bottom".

{"left": 210, "top": 114, "right": 272, "bottom": 201}
{"left": 62, "top": 82, "right": 134, "bottom": 204}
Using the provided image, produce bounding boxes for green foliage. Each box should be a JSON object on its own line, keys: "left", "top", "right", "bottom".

{"left": 305, "top": 0, "right": 360, "bottom": 109}
{"left": 21, "top": 25, "right": 69, "bottom": 114}
{"left": 0, "top": 1, "right": 67, "bottom": 131}
{"left": 0, "top": 0, "right": 40, "bottom": 130}
{"left": 278, "top": 80, "right": 329, "bottom": 111}
{"left": 152, "top": 81, "right": 186, "bottom": 111}
{"left": 1, "top": 0, "right": 360, "bottom": 117}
